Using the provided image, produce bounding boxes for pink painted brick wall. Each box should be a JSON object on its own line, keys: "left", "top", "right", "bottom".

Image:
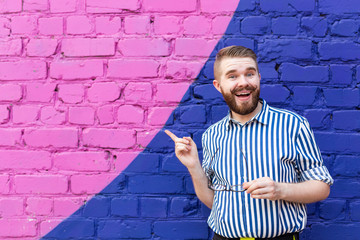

{"left": 0, "top": 0, "right": 238, "bottom": 238}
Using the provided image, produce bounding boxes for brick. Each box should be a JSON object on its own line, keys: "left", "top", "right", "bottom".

{"left": 309, "top": 224, "right": 360, "bottom": 239}
{"left": 143, "top": 0, "right": 196, "bottom": 12}
{"left": 280, "top": 63, "right": 328, "bottom": 83}
{"left": 23, "top": 0, "right": 48, "bottom": 11}
{"left": 170, "top": 197, "right": 198, "bottom": 217}
{"left": 54, "top": 152, "right": 110, "bottom": 171}
{"left": 0, "top": 150, "right": 51, "bottom": 170}
{"left": 50, "top": 60, "right": 103, "bottom": 80}
{"left": 40, "top": 106, "right": 66, "bottom": 125}
{"left": 39, "top": 219, "right": 62, "bottom": 236}
{"left": 88, "top": 82, "right": 120, "bottom": 102}
{"left": 0, "top": 18, "right": 10, "bottom": 36}
{"left": 54, "top": 197, "right": 85, "bottom": 216}
{"left": 0, "top": 198, "right": 23, "bottom": 216}
{"left": 58, "top": 84, "right": 84, "bottom": 104}
{"left": 304, "top": 109, "right": 330, "bottom": 128}
{"left": 66, "top": 16, "right": 92, "bottom": 35}
{"left": 0, "top": 39, "right": 22, "bottom": 56}
{"left": 319, "top": 42, "right": 360, "bottom": 60}
{"left": 350, "top": 201, "right": 360, "bottom": 221}
{"left": 323, "top": 88, "right": 359, "bottom": 107}
{"left": 95, "top": 16, "right": 121, "bottom": 34}
{"left": 315, "top": 132, "right": 360, "bottom": 153}
{"left": 123, "top": 153, "right": 160, "bottom": 173}
{"left": 14, "top": 175, "right": 68, "bottom": 194}
{"left": 212, "top": 16, "right": 233, "bottom": 35}
{"left": 200, "top": 0, "right": 241, "bottom": 13}
{"left": 184, "top": 16, "right": 211, "bottom": 35}
{"left": 111, "top": 197, "right": 138, "bottom": 217}
{"left": 211, "top": 105, "right": 229, "bottom": 123}
{"left": 70, "top": 174, "right": 117, "bottom": 194}
{"left": 0, "top": 61, "right": 46, "bottom": 80}
{"left": 166, "top": 60, "right": 203, "bottom": 79}
{"left": 330, "top": 179, "right": 360, "bottom": 198}
{"left": 118, "top": 38, "right": 171, "bottom": 57}
{"left": 155, "top": 83, "right": 190, "bottom": 103}
{"left": 86, "top": 0, "right": 140, "bottom": 13}
{"left": 224, "top": 17, "right": 241, "bottom": 35}
{"left": 97, "top": 105, "right": 114, "bottom": 125}
{"left": 301, "top": 17, "right": 327, "bottom": 37}
{"left": 223, "top": 38, "right": 255, "bottom": 50}
{"left": 148, "top": 107, "right": 174, "bottom": 125}
{"left": 45, "top": 218, "right": 95, "bottom": 238}
{"left": 331, "top": 20, "right": 359, "bottom": 36}
{"left": 333, "top": 156, "right": 360, "bottom": 177}
{"left": 26, "top": 38, "right": 57, "bottom": 57}
{"left": 272, "top": 17, "right": 298, "bottom": 35}
{"left": 23, "top": 128, "right": 78, "bottom": 148}
{"left": 0, "top": 219, "right": 36, "bottom": 237}
{"left": 0, "top": 84, "right": 22, "bottom": 101}
{"left": 194, "top": 84, "right": 223, "bottom": 100}
{"left": 38, "top": 17, "right": 63, "bottom": 35}
{"left": 123, "top": 82, "right": 152, "bottom": 102}
{"left": 136, "top": 130, "right": 158, "bottom": 148}
{"left": 11, "top": 16, "right": 37, "bottom": 34}
{"left": 128, "top": 175, "right": 183, "bottom": 193}
{"left": 260, "top": 85, "right": 290, "bottom": 104}
{"left": 0, "top": 175, "right": 10, "bottom": 193}
{"left": 241, "top": 16, "right": 268, "bottom": 35}
{"left": 319, "top": 200, "right": 346, "bottom": 220}
{"left": 83, "top": 128, "right": 135, "bottom": 149}
{"left": 0, "top": 105, "right": 9, "bottom": 123}
{"left": 62, "top": 38, "right": 114, "bottom": 57}
{"left": 180, "top": 105, "right": 206, "bottom": 124}
{"left": 260, "top": 0, "right": 315, "bottom": 12}
{"left": 140, "top": 198, "right": 167, "bottom": 217}
{"left": 293, "top": 86, "right": 317, "bottom": 106}
{"left": 98, "top": 220, "right": 151, "bottom": 238}
{"left": 108, "top": 59, "right": 159, "bottom": 78}
{"left": 258, "top": 63, "right": 278, "bottom": 79}
{"left": 330, "top": 65, "right": 353, "bottom": 85}
{"left": 83, "top": 196, "right": 110, "bottom": 217}
{"left": 154, "top": 16, "right": 181, "bottom": 35}
{"left": 333, "top": 110, "right": 360, "bottom": 130}
{"left": 124, "top": 16, "right": 150, "bottom": 34}
{"left": 26, "top": 83, "right": 56, "bottom": 102}
{"left": 117, "top": 105, "right": 144, "bottom": 124}
{"left": 49, "top": 0, "right": 76, "bottom": 13}
{"left": 258, "top": 40, "right": 312, "bottom": 60}
{"left": 162, "top": 153, "right": 187, "bottom": 173}
{"left": 26, "top": 197, "right": 52, "bottom": 216}
{"left": 69, "top": 107, "right": 95, "bottom": 125}
{"left": 154, "top": 221, "right": 208, "bottom": 239}
{"left": 0, "top": 0, "right": 21, "bottom": 13}
{"left": 100, "top": 173, "right": 127, "bottom": 194}
{"left": 175, "top": 38, "right": 218, "bottom": 57}
{"left": 319, "top": 0, "right": 360, "bottom": 14}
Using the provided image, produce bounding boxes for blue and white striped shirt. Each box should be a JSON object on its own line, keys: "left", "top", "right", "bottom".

{"left": 202, "top": 99, "right": 333, "bottom": 238}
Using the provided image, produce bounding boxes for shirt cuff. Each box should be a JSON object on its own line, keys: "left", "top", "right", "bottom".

{"left": 300, "top": 166, "right": 334, "bottom": 186}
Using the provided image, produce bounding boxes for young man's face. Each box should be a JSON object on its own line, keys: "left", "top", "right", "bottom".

{"left": 213, "top": 57, "right": 261, "bottom": 117}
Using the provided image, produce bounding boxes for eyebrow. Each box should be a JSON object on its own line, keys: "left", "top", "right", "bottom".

{"left": 224, "top": 67, "right": 257, "bottom": 76}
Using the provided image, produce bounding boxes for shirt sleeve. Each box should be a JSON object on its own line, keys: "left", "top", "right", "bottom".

{"left": 201, "top": 131, "right": 211, "bottom": 170}
{"left": 295, "top": 118, "right": 334, "bottom": 185}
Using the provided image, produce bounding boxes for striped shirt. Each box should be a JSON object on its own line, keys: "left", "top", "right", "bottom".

{"left": 201, "top": 99, "right": 333, "bottom": 238}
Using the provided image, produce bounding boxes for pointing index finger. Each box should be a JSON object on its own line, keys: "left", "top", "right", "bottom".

{"left": 165, "top": 130, "right": 178, "bottom": 141}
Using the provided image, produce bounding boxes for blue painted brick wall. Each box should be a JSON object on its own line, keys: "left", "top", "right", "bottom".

{"left": 42, "top": 0, "right": 360, "bottom": 239}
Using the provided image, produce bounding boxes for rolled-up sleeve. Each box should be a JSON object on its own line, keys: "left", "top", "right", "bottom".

{"left": 295, "top": 119, "right": 334, "bottom": 185}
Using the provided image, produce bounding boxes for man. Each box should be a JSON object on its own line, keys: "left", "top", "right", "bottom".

{"left": 165, "top": 46, "right": 333, "bottom": 240}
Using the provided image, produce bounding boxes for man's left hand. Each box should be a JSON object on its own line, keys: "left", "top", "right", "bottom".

{"left": 243, "top": 177, "right": 283, "bottom": 201}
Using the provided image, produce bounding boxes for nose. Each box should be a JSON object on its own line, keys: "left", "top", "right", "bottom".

{"left": 235, "top": 75, "right": 249, "bottom": 88}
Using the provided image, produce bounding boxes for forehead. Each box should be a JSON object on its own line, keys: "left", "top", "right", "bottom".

{"left": 219, "top": 57, "right": 257, "bottom": 74}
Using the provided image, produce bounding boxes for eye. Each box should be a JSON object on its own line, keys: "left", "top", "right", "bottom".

{"left": 246, "top": 72, "right": 255, "bottom": 77}
{"left": 228, "top": 75, "right": 236, "bottom": 79}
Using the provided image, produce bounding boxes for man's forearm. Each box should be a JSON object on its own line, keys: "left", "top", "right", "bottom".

{"left": 188, "top": 164, "right": 214, "bottom": 209}
{"left": 278, "top": 180, "right": 330, "bottom": 204}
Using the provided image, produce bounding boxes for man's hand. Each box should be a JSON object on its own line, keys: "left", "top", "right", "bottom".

{"left": 165, "top": 130, "right": 200, "bottom": 170}
{"left": 243, "top": 177, "right": 282, "bottom": 201}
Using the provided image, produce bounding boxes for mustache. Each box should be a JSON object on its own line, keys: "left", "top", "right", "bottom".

{"left": 230, "top": 85, "right": 256, "bottom": 94}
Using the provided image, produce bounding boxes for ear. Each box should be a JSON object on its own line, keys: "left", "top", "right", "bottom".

{"left": 213, "top": 79, "right": 221, "bottom": 93}
{"left": 259, "top": 73, "right": 261, "bottom": 81}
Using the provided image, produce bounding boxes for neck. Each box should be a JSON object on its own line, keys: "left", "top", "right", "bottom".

{"left": 231, "top": 101, "right": 263, "bottom": 124}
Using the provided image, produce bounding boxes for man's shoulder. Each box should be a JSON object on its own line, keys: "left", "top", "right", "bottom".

{"left": 267, "top": 105, "right": 306, "bottom": 124}
{"left": 202, "top": 115, "right": 228, "bottom": 138}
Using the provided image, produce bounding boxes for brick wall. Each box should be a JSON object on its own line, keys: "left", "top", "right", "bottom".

{"left": 0, "top": 0, "right": 358, "bottom": 239}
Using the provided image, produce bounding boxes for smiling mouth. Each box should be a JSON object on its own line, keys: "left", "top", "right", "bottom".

{"left": 235, "top": 92, "right": 251, "bottom": 97}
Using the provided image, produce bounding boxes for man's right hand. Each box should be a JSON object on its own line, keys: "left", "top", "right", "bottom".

{"left": 165, "top": 130, "right": 200, "bottom": 170}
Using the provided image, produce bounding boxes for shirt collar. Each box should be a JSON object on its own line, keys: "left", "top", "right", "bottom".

{"left": 225, "top": 98, "right": 270, "bottom": 130}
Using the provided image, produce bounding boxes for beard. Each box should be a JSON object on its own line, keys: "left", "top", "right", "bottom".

{"left": 221, "top": 85, "right": 260, "bottom": 116}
